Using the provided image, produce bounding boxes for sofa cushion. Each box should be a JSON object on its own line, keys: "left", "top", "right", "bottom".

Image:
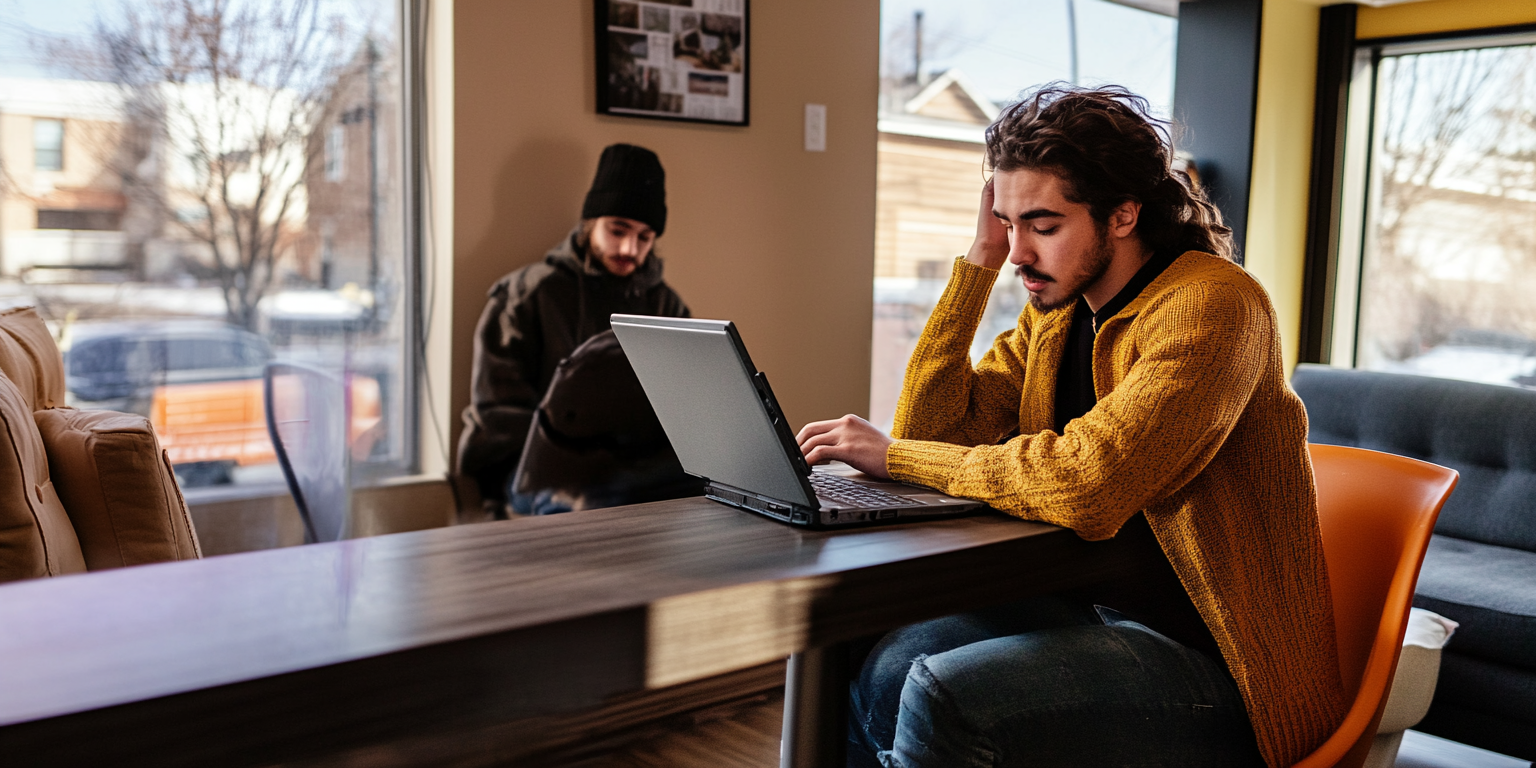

{"left": 0, "top": 307, "right": 65, "bottom": 411}
{"left": 1430, "top": 651, "right": 1536, "bottom": 728}
{"left": 1293, "top": 364, "right": 1536, "bottom": 551}
{"left": 1412, "top": 535, "right": 1536, "bottom": 672}
{"left": 0, "top": 375, "right": 85, "bottom": 582}
{"left": 35, "top": 408, "right": 200, "bottom": 570}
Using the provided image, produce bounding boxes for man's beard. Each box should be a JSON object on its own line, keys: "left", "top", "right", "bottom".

{"left": 1018, "top": 227, "right": 1114, "bottom": 312}
{"left": 587, "top": 238, "right": 638, "bottom": 275}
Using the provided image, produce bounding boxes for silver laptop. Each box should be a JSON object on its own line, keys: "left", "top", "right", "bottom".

{"left": 610, "top": 314, "right": 984, "bottom": 528}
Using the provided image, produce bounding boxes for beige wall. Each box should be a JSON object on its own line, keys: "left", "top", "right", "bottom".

{"left": 450, "top": 0, "right": 879, "bottom": 465}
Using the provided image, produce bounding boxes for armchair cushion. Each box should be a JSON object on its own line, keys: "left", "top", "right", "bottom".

{"left": 0, "top": 307, "right": 65, "bottom": 411}
{"left": 34, "top": 408, "right": 200, "bottom": 570}
{"left": 0, "top": 375, "right": 85, "bottom": 582}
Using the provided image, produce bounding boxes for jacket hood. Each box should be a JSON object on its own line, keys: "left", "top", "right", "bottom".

{"left": 545, "top": 227, "right": 667, "bottom": 290}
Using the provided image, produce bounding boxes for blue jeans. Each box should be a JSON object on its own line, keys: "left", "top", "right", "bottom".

{"left": 509, "top": 488, "right": 574, "bottom": 516}
{"left": 847, "top": 597, "right": 1265, "bottom": 768}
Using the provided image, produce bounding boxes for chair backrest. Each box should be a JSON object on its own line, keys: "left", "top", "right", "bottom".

{"left": 264, "top": 362, "right": 351, "bottom": 543}
{"left": 1292, "top": 444, "right": 1458, "bottom": 768}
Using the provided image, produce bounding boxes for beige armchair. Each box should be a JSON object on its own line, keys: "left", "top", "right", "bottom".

{"left": 0, "top": 307, "right": 199, "bottom": 584}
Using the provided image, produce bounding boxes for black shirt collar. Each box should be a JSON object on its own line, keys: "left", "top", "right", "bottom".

{"left": 1089, "top": 248, "right": 1180, "bottom": 330}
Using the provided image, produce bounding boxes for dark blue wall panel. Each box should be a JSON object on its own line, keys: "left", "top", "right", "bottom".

{"left": 1173, "top": 0, "right": 1264, "bottom": 265}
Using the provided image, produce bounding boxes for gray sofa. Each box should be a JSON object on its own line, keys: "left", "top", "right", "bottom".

{"left": 1292, "top": 364, "right": 1536, "bottom": 760}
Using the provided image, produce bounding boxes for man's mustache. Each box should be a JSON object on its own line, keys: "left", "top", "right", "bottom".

{"left": 1015, "top": 265, "right": 1053, "bottom": 283}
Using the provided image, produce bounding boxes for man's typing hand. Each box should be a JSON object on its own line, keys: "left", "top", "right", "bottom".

{"left": 796, "top": 415, "right": 894, "bottom": 480}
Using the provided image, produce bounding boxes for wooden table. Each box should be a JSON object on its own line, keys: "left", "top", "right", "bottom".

{"left": 0, "top": 496, "right": 1156, "bottom": 767}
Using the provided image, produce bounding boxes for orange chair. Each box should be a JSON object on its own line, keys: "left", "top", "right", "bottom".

{"left": 1293, "top": 444, "right": 1458, "bottom": 768}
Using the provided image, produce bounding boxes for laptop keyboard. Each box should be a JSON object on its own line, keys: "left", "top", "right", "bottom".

{"left": 808, "top": 472, "right": 914, "bottom": 509}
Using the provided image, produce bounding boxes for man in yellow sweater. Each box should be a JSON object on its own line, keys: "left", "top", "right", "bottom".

{"left": 798, "top": 86, "right": 1347, "bottom": 768}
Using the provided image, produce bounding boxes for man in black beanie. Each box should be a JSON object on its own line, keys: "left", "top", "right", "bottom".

{"left": 458, "top": 143, "right": 690, "bottom": 517}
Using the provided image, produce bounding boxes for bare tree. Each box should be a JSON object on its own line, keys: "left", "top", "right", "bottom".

{"left": 44, "top": 0, "right": 355, "bottom": 330}
{"left": 1481, "top": 48, "right": 1536, "bottom": 342}
{"left": 1361, "top": 46, "right": 1512, "bottom": 361}
{"left": 1374, "top": 49, "right": 1504, "bottom": 251}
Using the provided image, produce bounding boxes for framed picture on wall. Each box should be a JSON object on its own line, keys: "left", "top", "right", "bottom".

{"left": 594, "top": 0, "right": 749, "bottom": 126}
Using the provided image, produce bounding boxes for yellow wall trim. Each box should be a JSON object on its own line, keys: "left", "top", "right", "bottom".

{"left": 1245, "top": 0, "right": 1322, "bottom": 373}
{"left": 1358, "top": 0, "right": 1536, "bottom": 40}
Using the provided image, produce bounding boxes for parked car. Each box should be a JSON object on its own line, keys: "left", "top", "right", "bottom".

{"left": 66, "top": 322, "right": 272, "bottom": 409}
{"left": 64, "top": 322, "right": 381, "bottom": 487}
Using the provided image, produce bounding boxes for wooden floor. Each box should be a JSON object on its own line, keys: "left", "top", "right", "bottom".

{"left": 574, "top": 689, "right": 785, "bottom": 768}
{"left": 555, "top": 694, "right": 1534, "bottom": 768}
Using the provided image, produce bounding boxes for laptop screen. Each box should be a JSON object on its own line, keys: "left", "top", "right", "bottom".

{"left": 610, "top": 315, "right": 817, "bottom": 508}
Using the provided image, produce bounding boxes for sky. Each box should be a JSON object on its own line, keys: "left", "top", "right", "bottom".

{"left": 0, "top": 0, "right": 100, "bottom": 78}
{"left": 879, "top": 0, "right": 1177, "bottom": 115}
{"left": 0, "top": 0, "right": 395, "bottom": 79}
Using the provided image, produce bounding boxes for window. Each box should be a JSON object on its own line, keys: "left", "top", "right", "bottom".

{"left": 326, "top": 124, "right": 346, "bottom": 181}
{"left": 1333, "top": 33, "right": 1536, "bottom": 389}
{"left": 871, "top": 0, "right": 1178, "bottom": 428}
{"left": 0, "top": 0, "right": 421, "bottom": 495}
{"left": 36, "top": 209, "right": 122, "bottom": 231}
{"left": 33, "top": 118, "right": 63, "bottom": 171}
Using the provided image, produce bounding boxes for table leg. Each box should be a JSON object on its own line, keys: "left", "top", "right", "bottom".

{"left": 781, "top": 643, "right": 850, "bottom": 768}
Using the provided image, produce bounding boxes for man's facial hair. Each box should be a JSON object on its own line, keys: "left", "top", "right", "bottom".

{"left": 1020, "top": 226, "right": 1114, "bottom": 312}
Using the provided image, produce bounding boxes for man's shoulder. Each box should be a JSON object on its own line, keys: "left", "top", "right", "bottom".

{"left": 1146, "top": 251, "right": 1273, "bottom": 315}
{"left": 491, "top": 258, "right": 572, "bottom": 300}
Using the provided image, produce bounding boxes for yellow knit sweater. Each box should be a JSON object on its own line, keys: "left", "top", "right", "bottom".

{"left": 887, "top": 252, "right": 1348, "bottom": 768}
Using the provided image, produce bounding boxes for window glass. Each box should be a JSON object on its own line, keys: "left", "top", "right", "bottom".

{"left": 1355, "top": 43, "right": 1536, "bottom": 389}
{"left": 33, "top": 117, "right": 64, "bottom": 170}
{"left": 326, "top": 124, "right": 346, "bottom": 182}
{"left": 166, "top": 337, "right": 250, "bottom": 372}
{"left": 37, "top": 209, "right": 121, "bottom": 230}
{"left": 871, "top": 0, "right": 1177, "bottom": 429}
{"left": 0, "top": 0, "right": 416, "bottom": 492}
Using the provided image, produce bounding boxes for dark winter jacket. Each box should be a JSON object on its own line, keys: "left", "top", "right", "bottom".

{"left": 457, "top": 228, "right": 690, "bottom": 506}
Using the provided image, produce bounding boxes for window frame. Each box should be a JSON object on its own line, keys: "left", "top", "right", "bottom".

{"left": 156, "top": 0, "right": 430, "bottom": 504}
{"left": 1302, "top": 20, "right": 1536, "bottom": 369}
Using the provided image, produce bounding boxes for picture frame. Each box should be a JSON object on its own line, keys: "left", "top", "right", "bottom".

{"left": 594, "top": 0, "right": 749, "bottom": 126}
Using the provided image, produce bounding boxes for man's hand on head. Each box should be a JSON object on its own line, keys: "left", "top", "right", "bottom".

{"left": 796, "top": 415, "right": 894, "bottom": 480}
{"left": 965, "top": 177, "right": 1011, "bottom": 271}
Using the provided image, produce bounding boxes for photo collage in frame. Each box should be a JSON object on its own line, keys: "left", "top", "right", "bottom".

{"left": 595, "top": 0, "right": 748, "bottom": 125}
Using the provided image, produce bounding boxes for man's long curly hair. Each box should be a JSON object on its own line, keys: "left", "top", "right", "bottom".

{"left": 985, "top": 84, "right": 1235, "bottom": 262}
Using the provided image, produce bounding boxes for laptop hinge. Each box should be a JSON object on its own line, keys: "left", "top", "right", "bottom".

{"left": 705, "top": 481, "right": 817, "bottom": 524}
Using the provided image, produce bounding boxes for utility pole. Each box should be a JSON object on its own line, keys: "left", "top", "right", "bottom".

{"left": 913, "top": 10, "right": 924, "bottom": 86}
{"left": 1066, "top": 0, "right": 1079, "bottom": 85}
{"left": 366, "top": 36, "right": 380, "bottom": 325}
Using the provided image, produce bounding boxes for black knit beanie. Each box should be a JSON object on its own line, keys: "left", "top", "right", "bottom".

{"left": 581, "top": 144, "right": 667, "bottom": 236}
